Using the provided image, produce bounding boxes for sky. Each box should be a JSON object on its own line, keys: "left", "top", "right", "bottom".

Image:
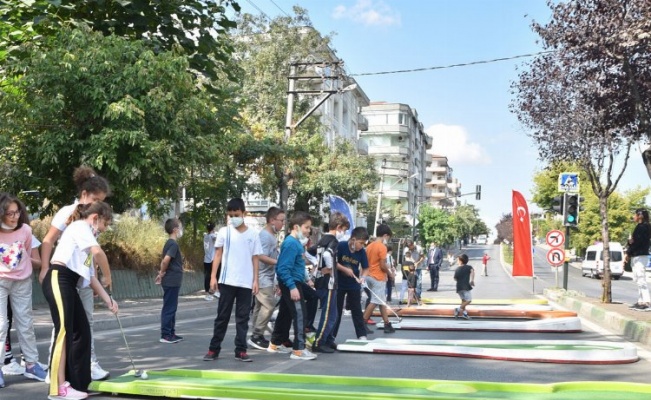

{"left": 235, "top": 0, "right": 651, "bottom": 234}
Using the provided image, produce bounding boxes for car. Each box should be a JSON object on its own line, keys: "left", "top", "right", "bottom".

{"left": 581, "top": 242, "right": 624, "bottom": 280}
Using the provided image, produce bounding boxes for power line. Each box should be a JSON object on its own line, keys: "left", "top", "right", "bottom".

{"left": 243, "top": 0, "right": 271, "bottom": 20}
{"left": 267, "top": 0, "right": 291, "bottom": 17}
{"left": 350, "top": 50, "right": 554, "bottom": 77}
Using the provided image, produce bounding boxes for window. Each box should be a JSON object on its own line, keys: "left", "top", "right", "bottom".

{"left": 586, "top": 251, "right": 596, "bottom": 261}
{"left": 398, "top": 113, "right": 407, "bottom": 126}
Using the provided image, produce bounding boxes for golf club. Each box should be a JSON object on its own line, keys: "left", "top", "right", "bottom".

{"left": 109, "top": 290, "right": 146, "bottom": 379}
{"left": 361, "top": 281, "right": 402, "bottom": 323}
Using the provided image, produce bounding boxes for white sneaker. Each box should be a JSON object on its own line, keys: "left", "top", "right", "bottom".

{"left": 204, "top": 294, "right": 214, "bottom": 301}
{"left": 343, "top": 310, "right": 351, "bottom": 316}
{"left": 290, "top": 348, "right": 317, "bottom": 360}
{"left": 213, "top": 291, "right": 220, "bottom": 298}
{"left": 358, "top": 336, "right": 368, "bottom": 340}
{"left": 90, "top": 361, "right": 110, "bottom": 381}
{"left": 267, "top": 343, "right": 292, "bottom": 354}
{"left": 2, "top": 359, "right": 25, "bottom": 375}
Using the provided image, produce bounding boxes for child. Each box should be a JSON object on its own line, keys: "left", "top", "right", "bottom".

{"left": 42, "top": 201, "right": 119, "bottom": 399}
{"left": 269, "top": 211, "right": 317, "bottom": 360}
{"left": 156, "top": 219, "right": 184, "bottom": 344}
{"left": 453, "top": 254, "right": 475, "bottom": 320}
{"left": 362, "top": 224, "right": 396, "bottom": 334}
{"left": 481, "top": 253, "right": 491, "bottom": 276}
{"left": 203, "top": 222, "right": 218, "bottom": 301}
{"left": 0, "top": 194, "right": 47, "bottom": 388}
{"left": 406, "top": 264, "right": 419, "bottom": 307}
{"left": 40, "top": 165, "right": 112, "bottom": 381}
{"left": 203, "top": 198, "right": 261, "bottom": 362}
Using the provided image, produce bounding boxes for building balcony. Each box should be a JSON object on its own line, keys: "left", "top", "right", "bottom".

{"left": 430, "top": 190, "right": 451, "bottom": 199}
{"left": 368, "top": 146, "right": 410, "bottom": 158}
{"left": 362, "top": 124, "right": 411, "bottom": 137}
{"left": 427, "top": 178, "right": 447, "bottom": 186}
{"left": 427, "top": 165, "right": 448, "bottom": 174}
{"left": 383, "top": 189, "right": 409, "bottom": 199}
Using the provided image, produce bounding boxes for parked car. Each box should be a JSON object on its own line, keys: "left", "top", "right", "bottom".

{"left": 581, "top": 242, "right": 624, "bottom": 280}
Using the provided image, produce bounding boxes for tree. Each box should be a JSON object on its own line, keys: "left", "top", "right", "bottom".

{"left": 495, "top": 214, "right": 514, "bottom": 244}
{"left": 0, "top": 27, "right": 240, "bottom": 216}
{"left": 418, "top": 205, "right": 456, "bottom": 247}
{"left": 512, "top": 0, "right": 649, "bottom": 302}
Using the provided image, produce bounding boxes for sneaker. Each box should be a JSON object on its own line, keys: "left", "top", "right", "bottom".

{"left": 358, "top": 336, "right": 368, "bottom": 340}
{"left": 365, "top": 324, "right": 374, "bottom": 334}
{"left": 312, "top": 345, "right": 335, "bottom": 353}
{"left": 0, "top": 370, "right": 4, "bottom": 388}
{"left": 24, "top": 362, "right": 47, "bottom": 382}
{"left": 235, "top": 352, "right": 252, "bottom": 362}
{"left": 290, "top": 349, "right": 317, "bottom": 360}
{"left": 90, "top": 361, "right": 110, "bottom": 381}
{"left": 20, "top": 359, "right": 49, "bottom": 371}
{"left": 48, "top": 381, "right": 88, "bottom": 400}
{"left": 160, "top": 335, "right": 181, "bottom": 344}
{"left": 213, "top": 291, "right": 221, "bottom": 298}
{"left": 366, "top": 318, "right": 376, "bottom": 325}
{"left": 383, "top": 322, "right": 396, "bottom": 333}
{"left": 2, "top": 359, "right": 25, "bottom": 376}
{"left": 204, "top": 294, "right": 214, "bottom": 301}
{"left": 267, "top": 343, "right": 292, "bottom": 354}
{"left": 248, "top": 335, "right": 270, "bottom": 350}
{"left": 343, "top": 309, "right": 351, "bottom": 316}
{"left": 453, "top": 308, "right": 460, "bottom": 318}
{"left": 171, "top": 334, "right": 184, "bottom": 341}
{"left": 203, "top": 350, "right": 218, "bottom": 361}
{"left": 461, "top": 312, "right": 471, "bottom": 320}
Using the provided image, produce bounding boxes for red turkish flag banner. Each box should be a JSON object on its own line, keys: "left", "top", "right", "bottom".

{"left": 512, "top": 190, "right": 533, "bottom": 277}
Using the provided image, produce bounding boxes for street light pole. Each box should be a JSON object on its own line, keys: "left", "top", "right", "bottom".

{"left": 373, "top": 159, "right": 387, "bottom": 237}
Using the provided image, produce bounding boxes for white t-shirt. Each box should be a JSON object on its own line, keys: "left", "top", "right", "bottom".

{"left": 216, "top": 225, "right": 262, "bottom": 289}
{"left": 51, "top": 220, "right": 98, "bottom": 288}
{"left": 51, "top": 202, "right": 78, "bottom": 231}
{"left": 203, "top": 232, "right": 217, "bottom": 263}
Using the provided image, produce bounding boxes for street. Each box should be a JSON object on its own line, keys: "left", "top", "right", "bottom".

{"left": 3, "top": 244, "right": 651, "bottom": 400}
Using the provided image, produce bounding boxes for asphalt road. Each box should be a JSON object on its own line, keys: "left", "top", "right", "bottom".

{"left": 3, "top": 244, "right": 650, "bottom": 400}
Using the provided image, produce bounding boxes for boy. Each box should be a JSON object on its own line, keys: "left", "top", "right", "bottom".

{"left": 310, "top": 212, "right": 349, "bottom": 353}
{"left": 203, "top": 222, "right": 218, "bottom": 300}
{"left": 157, "top": 218, "right": 184, "bottom": 344}
{"left": 362, "top": 224, "right": 396, "bottom": 334}
{"left": 481, "top": 252, "right": 491, "bottom": 276}
{"left": 453, "top": 254, "right": 475, "bottom": 320}
{"left": 269, "top": 211, "right": 317, "bottom": 360}
{"left": 248, "top": 207, "right": 285, "bottom": 350}
{"left": 203, "top": 198, "right": 262, "bottom": 362}
{"left": 406, "top": 264, "right": 419, "bottom": 307}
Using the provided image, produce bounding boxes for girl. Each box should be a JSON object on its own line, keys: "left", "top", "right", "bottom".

{"left": 40, "top": 166, "right": 112, "bottom": 381}
{"left": 42, "top": 201, "right": 118, "bottom": 400}
{"left": 0, "top": 193, "right": 47, "bottom": 388}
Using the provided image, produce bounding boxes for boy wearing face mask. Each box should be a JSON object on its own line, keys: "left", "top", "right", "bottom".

{"left": 362, "top": 224, "right": 396, "bottom": 334}
{"left": 204, "top": 198, "right": 262, "bottom": 362}
{"left": 157, "top": 218, "right": 184, "bottom": 344}
{"left": 309, "top": 212, "right": 349, "bottom": 353}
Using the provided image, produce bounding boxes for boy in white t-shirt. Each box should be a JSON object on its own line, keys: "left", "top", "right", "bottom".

{"left": 203, "top": 198, "right": 262, "bottom": 362}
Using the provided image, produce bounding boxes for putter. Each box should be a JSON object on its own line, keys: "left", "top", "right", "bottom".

{"left": 109, "top": 290, "right": 145, "bottom": 379}
{"left": 361, "top": 281, "right": 402, "bottom": 323}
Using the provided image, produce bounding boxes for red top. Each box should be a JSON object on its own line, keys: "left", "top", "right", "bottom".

{"left": 482, "top": 254, "right": 490, "bottom": 264}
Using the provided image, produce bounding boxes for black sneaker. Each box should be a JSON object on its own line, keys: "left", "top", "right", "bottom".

{"left": 312, "top": 345, "right": 335, "bottom": 353}
{"left": 171, "top": 334, "right": 184, "bottom": 341}
{"left": 235, "top": 352, "right": 252, "bottom": 362}
{"left": 365, "top": 324, "right": 375, "bottom": 334}
{"left": 328, "top": 342, "right": 338, "bottom": 351}
{"left": 203, "top": 350, "right": 218, "bottom": 361}
{"left": 383, "top": 322, "right": 396, "bottom": 333}
{"left": 247, "top": 335, "right": 270, "bottom": 350}
{"left": 160, "top": 335, "right": 181, "bottom": 344}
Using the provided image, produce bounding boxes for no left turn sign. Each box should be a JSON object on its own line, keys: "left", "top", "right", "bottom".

{"left": 546, "top": 230, "right": 565, "bottom": 248}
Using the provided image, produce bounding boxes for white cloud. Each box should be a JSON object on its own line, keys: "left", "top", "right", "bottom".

{"left": 425, "top": 124, "right": 491, "bottom": 165}
{"left": 332, "top": 0, "right": 401, "bottom": 27}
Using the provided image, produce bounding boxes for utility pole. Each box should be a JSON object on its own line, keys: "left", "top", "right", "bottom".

{"left": 373, "top": 159, "right": 387, "bottom": 237}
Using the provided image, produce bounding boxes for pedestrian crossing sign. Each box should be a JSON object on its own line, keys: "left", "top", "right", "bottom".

{"left": 558, "top": 172, "right": 579, "bottom": 193}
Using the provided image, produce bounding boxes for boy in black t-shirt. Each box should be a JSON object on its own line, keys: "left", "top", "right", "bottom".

{"left": 453, "top": 254, "right": 474, "bottom": 320}
{"left": 157, "top": 218, "right": 184, "bottom": 344}
{"left": 406, "top": 264, "right": 419, "bottom": 307}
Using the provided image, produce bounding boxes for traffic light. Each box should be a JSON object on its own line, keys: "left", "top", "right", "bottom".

{"left": 563, "top": 193, "right": 579, "bottom": 227}
{"left": 475, "top": 185, "right": 481, "bottom": 200}
{"left": 552, "top": 195, "right": 563, "bottom": 214}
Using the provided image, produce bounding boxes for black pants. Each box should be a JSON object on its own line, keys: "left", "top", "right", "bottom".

{"left": 208, "top": 284, "right": 252, "bottom": 355}
{"left": 42, "top": 265, "right": 91, "bottom": 393}
{"left": 271, "top": 282, "right": 307, "bottom": 351}
{"left": 302, "top": 282, "right": 318, "bottom": 331}
{"left": 429, "top": 265, "right": 440, "bottom": 290}
{"left": 4, "top": 297, "right": 12, "bottom": 364}
{"left": 203, "top": 262, "right": 212, "bottom": 293}
{"left": 334, "top": 288, "right": 366, "bottom": 339}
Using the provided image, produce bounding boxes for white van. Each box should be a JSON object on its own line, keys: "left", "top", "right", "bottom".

{"left": 477, "top": 234, "right": 488, "bottom": 245}
{"left": 581, "top": 242, "right": 624, "bottom": 280}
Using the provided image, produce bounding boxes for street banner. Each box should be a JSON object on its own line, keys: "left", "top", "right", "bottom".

{"left": 512, "top": 190, "right": 533, "bottom": 277}
{"left": 329, "top": 195, "right": 355, "bottom": 237}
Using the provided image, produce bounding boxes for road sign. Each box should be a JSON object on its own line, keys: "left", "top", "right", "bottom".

{"left": 546, "top": 230, "right": 565, "bottom": 247}
{"left": 558, "top": 172, "right": 580, "bottom": 193}
{"left": 547, "top": 248, "right": 566, "bottom": 267}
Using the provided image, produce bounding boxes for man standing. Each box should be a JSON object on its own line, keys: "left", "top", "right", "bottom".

{"left": 427, "top": 242, "right": 443, "bottom": 291}
{"left": 626, "top": 209, "right": 651, "bottom": 310}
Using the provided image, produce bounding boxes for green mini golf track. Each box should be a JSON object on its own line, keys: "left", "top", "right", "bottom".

{"left": 89, "top": 369, "right": 651, "bottom": 400}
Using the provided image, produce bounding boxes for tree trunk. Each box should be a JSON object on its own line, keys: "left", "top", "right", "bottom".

{"left": 599, "top": 195, "right": 612, "bottom": 303}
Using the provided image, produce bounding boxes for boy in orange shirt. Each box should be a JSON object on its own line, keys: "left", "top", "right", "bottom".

{"left": 361, "top": 224, "right": 396, "bottom": 334}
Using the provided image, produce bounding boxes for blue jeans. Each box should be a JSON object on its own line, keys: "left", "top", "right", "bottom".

{"left": 314, "top": 288, "right": 338, "bottom": 348}
{"left": 161, "top": 285, "right": 180, "bottom": 337}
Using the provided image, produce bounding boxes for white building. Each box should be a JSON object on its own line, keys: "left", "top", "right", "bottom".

{"left": 426, "top": 154, "right": 462, "bottom": 208}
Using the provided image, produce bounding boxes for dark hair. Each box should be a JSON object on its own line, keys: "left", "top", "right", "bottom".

{"left": 328, "top": 211, "right": 350, "bottom": 230}
{"left": 266, "top": 206, "right": 285, "bottom": 223}
{"left": 376, "top": 224, "right": 392, "bottom": 237}
{"left": 386, "top": 244, "right": 393, "bottom": 252}
{"left": 636, "top": 208, "right": 650, "bottom": 224}
{"left": 206, "top": 222, "right": 215, "bottom": 232}
{"left": 288, "top": 211, "right": 312, "bottom": 230}
{"left": 350, "top": 226, "right": 369, "bottom": 241}
{"left": 0, "top": 193, "right": 29, "bottom": 230}
{"left": 165, "top": 218, "right": 180, "bottom": 234}
{"left": 226, "top": 198, "right": 246, "bottom": 212}
{"left": 73, "top": 166, "right": 110, "bottom": 197}
{"left": 458, "top": 254, "right": 469, "bottom": 264}
{"left": 67, "top": 201, "right": 113, "bottom": 225}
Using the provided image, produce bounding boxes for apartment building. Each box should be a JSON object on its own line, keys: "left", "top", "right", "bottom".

{"left": 359, "top": 102, "right": 432, "bottom": 224}
{"left": 426, "top": 154, "right": 459, "bottom": 208}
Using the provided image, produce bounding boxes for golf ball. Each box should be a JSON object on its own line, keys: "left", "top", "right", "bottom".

{"left": 141, "top": 371, "right": 148, "bottom": 380}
